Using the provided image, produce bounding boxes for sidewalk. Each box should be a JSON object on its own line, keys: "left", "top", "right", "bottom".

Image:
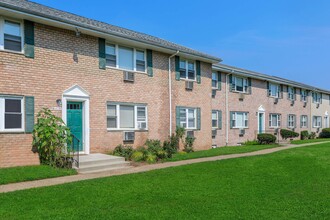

{"left": 1, "top": 141, "right": 329, "bottom": 194}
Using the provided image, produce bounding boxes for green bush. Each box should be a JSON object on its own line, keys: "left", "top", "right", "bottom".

{"left": 145, "top": 139, "right": 164, "bottom": 157}
{"left": 145, "top": 152, "right": 157, "bottom": 164}
{"left": 32, "top": 108, "right": 72, "bottom": 168}
{"left": 183, "top": 136, "right": 195, "bottom": 153}
{"left": 113, "top": 145, "right": 133, "bottom": 160}
{"left": 309, "top": 132, "right": 317, "bottom": 139}
{"left": 243, "top": 140, "right": 260, "bottom": 145}
{"left": 319, "top": 128, "right": 330, "bottom": 138}
{"left": 131, "top": 151, "right": 144, "bottom": 162}
{"left": 280, "top": 129, "right": 299, "bottom": 140}
{"left": 301, "top": 131, "right": 309, "bottom": 140}
{"left": 257, "top": 133, "right": 277, "bottom": 144}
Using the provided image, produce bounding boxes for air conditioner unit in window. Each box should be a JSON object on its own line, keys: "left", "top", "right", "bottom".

{"left": 274, "top": 128, "right": 280, "bottom": 135}
{"left": 212, "top": 89, "right": 217, "bottom": 98}
{"left": 185, "top": 81, "right": 194, "bottom": 90}
{"left": 303, "top": 101, "right": 307, "bottom": 108}
{"left": 274, "top": 98, "right": 279, "bottom": 104}
{"left": 239, "top": 93, "right": 245, "bottom": 101}
{"left": 290, "top": 100, "right": 295, "bottom": 106}
{"left": 137, "top": 122, "right": 147, "bottom": 130}
{"left": 123, "top": 131, "right": 135, "bottom": 141}
{"left": 316, "top": 103, "right": 320, "bottom": 108}
{"left": 316, "top": 128, "right": 320, "bottom": 133}
{"left": 186, "top": 130, "right": 194, "bottom": 138}
{"left": 212, "top": 129, "right": 217, "bottom": 138}
{"left": 239, "top": 129, "right": 245, "bottom": 136}
{"left": 123, "top": 71, "right": 135, "bottom": 82}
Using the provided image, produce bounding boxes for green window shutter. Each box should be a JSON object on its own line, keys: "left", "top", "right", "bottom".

{"left": 197, "top": 107, "right": 201, "bottom": 130}
{"left": 230, "top": 111, "right": 234, "bottom": 129}
{"left": 320, "top": 93, "right": 323, "bottom": 104}
{"left": 175, "top": 56, "right": 180, "bottom": 81}
{"left": 287, "top": 114, "right": 290, "bottom": 128}
{"left": 98, "top": 38, "right": 106, "bottom": 70}
{"left": 217, "top": 72, "right": 221, "bottom": 90}
{"left": 267, "top": 82, "right": 270, "bottom": 96}
{"left": 300, "top": 115, "right": 303, "bottom": 128}
{"left": 24, "top": 20, "right": 35, "bottom": 58}
{"left": 176, "top": 106, "right": 181, "bottom": 127}
{"left": 218, "top": 110, "right": 222, "bottom": 129}
{"left": 25, "top": 96, "right": 35, "bottom": 133}
{"left": 229, "top": 75, "right": 233, "bottom": 92}
{"left": 248, "top": 78, "right": 252, "bottom": 94}
{"left": 294, "top": 115, "right": 297, "bottom": 128}
{"left": 306, "top": 116, "right": 308, "bottom": 128}
{"left": 294, "top": 88, "right": 297, "bottom": 100}
{"left": 147, "top": 49, "right": 153, "bottom": 77}
{"left": 196, "top": 61, "right": 201, "bottom": 84}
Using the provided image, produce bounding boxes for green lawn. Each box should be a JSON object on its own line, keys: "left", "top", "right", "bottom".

{"left": 165, "top": 144, "right": 280, "bottom": 162}
{"left": 291, "top": 138, "right": 330, "bottom": 145}
{"left": 1, "top": 144, "right": 329, "bottom": 219}
{"left": 0, "top": 165, "right": 77, "bottom": 185}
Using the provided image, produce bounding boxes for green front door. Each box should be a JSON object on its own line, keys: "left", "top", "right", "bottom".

{"left": 67, "top": 102, "right": 83, "bottom": 151}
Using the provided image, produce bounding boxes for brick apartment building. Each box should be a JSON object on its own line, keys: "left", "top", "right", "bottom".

{"left": 0, "top": 0, "right": 329, "bottom": 167}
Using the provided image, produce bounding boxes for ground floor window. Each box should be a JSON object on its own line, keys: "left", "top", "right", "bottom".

{"left": 179, "top": 108, "right": 196, "bottom": 129}
{"left": 269, "top": 114, "right": 281, "bottom": 128}
{"left": 313, "top": 116, "right": 322, "bottom": 128}
{"left": 301, "top": 115, "right": 308, "bottom": 128}
{"left": 0, "top": 97, "right": 24, "bottom": 132}
{"left": 287, "top": 114, "right": 296, "bottom": 128}
{"left": 231, "top": 112, "right": 248, "bottom": 129}
{"left": 107, "top": 103, "right": 147, "bottom": 130}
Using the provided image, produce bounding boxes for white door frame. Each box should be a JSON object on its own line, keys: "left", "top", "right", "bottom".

{"left": 62, "top": 85, "right": 90, "bottom": 155}
{"left": 257, "top": 105, "right": 266, "bottom": 134}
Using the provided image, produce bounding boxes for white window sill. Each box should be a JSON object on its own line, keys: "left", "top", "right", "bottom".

{"left": 179, "top": 78, "right": 197, "bottom": 82}
{"left": 0, "top": 129, "right": 25, "bottom": 133}
{"left": 270, "top": 126, "right": 280, "bottom": 129}
{"left": 107, "top": 128, "right": 148, "bottom": 132}
{"left": 270, "top": 96, "right": 279, "bottom": 98}
{"left": 231, "top": 90, "right": 248, "bottom": 94}
{"left": 232, "top": 127, "right": 248, "bottom": 129}
{"left": 0, "top": 49, "right": 24, "bottom": 56}
{"left": 106, "top": 66, "right": 147, "bottom": 75}
{"left": 212, "top": 87, "right": 218, "bottom": 90}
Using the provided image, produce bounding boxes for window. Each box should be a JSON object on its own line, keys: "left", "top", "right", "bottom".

{"left": 288, "top": 114, "right": 296, "bottom": 128}
{"left": 0, "top": 97, "right": 24, "bottom": 132}
{"left": 212, "top": 110, "right": 218, "bottom": 129}
{"left": 313, "top": 116, "right": 322, "bottom": 128}
{"left": 179, "top": 59, "right": 195, "bottom": 80}
{"left": 231, "top": 112, "right": 248, "bottom": 129}
{"left": 232, "top": 76, "right": 248, "bottom": 93}
{"left": 312, "top": 92, "right": 322, "bottom": 104}
{"left": 288, "top": 87, "right": 295, "bottom": 100}
{"left": 301, "top": 89, "right": 308, "bottom": 102}
{"left": 269, "top": 83, "right": 280, "bottom": 98}
{"left": 179, "top": 108, "right": 196, "bottom": 129}
{"left": 105, "top": 43, "right": 146, "bottom": 72}
{"left": 269, "top": 114, "right": 281, "bottom": 128}
{"left": 107, "top": 103, "right": 147, "bottom": 130}
{"left": 301, "top": 115, "right": 308, "bottom": 128}
{"left": 212, "top": 72, "right": 218, "bottom": 89}
{"left": 0, "top": 19, "right": 23, "bottom": 52}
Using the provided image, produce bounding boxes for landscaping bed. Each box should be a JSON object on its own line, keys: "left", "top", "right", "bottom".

{"left": 291, "top": 138, "right": 330, "bottom": 145}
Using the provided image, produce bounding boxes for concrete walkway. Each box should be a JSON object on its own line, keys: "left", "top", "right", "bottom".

{"left": 1, "top": 141, "right": 329, "bottom": 194}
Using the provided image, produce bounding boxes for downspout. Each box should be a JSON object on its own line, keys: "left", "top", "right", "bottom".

{"left": 169, "top": 50, "right": 180, "bottom": 135}
{"left": 226, "top": 72, "right": 233, "bottom": 145}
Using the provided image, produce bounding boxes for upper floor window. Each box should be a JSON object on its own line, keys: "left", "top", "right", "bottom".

{"left": 105, "top": 43, "right": 146, "bottom": 72}
{"left": 287, "top": 114, "right": 296, "bottom": 128}
{"left": 0, "top": 19, "right": 23, "bottom": 52}
{"left": 212, "top": 72, "right": 218, "bottom": 89}
{"left": 231, "top": 112, "right": 248, "bottom": 129}
{"left": 268, "top": 83, "right": 281, "bottom": 98}
{"left": 269, "top": 114, "right": 281, "bottom": 128}
{"left": 180, "top": 59, "right": 196, "bottom": 81}
{"left": 179, "top": 107, "right": 196, "bottom": 129}
{"left": 288, "top": 87, "right": 295, "bottom": 100}
{"left": 313, "top": 116, "right": 322, "bottom": 128}
{"left": 301, "top": 89, "right": 308, "bottom": 102}
{"left": 232, "top": 76, "right": 248, "bottom": 93}
{"left": 0, "top": 97, "right": 24, "bottom": 132}
{"left": 312, "top": 92, "right": 322, "bottom": 104}
{"left": 107, "top": 103, "right": 147, "bottom": 130}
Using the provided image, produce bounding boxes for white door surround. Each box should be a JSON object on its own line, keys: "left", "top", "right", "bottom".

{"left": 62, "top": 85, "right": 90, "bottom": 154}
{"left": 257, "top": 105, "right": 266, "bottom": 134}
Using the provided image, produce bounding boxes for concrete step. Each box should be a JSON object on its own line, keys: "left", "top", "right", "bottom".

{"left": 79, "top": 156, "right": 125, "bottom": 167}
{"left": 79, "top": 166, "right": 131, "bottom": 174}
{"left": 78, "top": 161, "right": 131, "bottom": 173}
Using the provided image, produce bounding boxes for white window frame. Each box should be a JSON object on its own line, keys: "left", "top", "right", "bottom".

{"left": 269, "top": 83, "right": 280, "bottom": 98}
{"left": 105, "top": 43, "right": 147, "bottom": 73}
{"left": 288, "top": 114, "right": 295, "bottom": 128}
{"left": 301, "top": 115, "right": 308, "bottom": 128}
{"left": 0, "top": 96, "right": 25, "bottom": 132}
{"left": 313, "top": 92, "right": 321, "bottom": 104}
{"left": 313, "top": 116, "right": 322, "bottom": 128}
{"left": 107, "top": 103, "right": 148, "bottom": 131}
{"left": 269, "top": 114, "right": 281, "bottom": 128}
{"left": 232, "top": 76, "right": 248, "bottom": 93}
{"left": 232, "top": 112, "right": 248, "bottom": 129}
{"left": 288, "top": 87, "right": 295, "bottom": 100}
{"left": 179, "top": 59, "right": 196, "bottom": 81}
{"left": 0, "top": 17, "right": 24, "bottom": 53}
{"left": 180, "top": 108, "right": 197, "bottom": 130}
{"left": 212, "top": 110, "right": 218, "bottom": 129}
{"left": 212, "top": 72, "right": 218, "bottom": 89}
{"left": 301, "top": 89, "right": 307, "bottom": 102}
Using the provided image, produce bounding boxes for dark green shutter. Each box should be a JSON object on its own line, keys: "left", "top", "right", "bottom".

{"left": 294, "top": 88, "right": 297, "bottom": 100}
{"left": 300, "top": 115, "right": 303, "bottom": 128}
{"left": 196, "top": 61, "right": 201, "bottom": 84}
{"left": 176, "top": 106, "right": 181, "bottom": 127}
{"left": 230, "top": 111, "right": 234, "bottom": 128}
{"left": 218, "top": 110, "right": 222, "bottom": 129}
{"left": 267, "top": 82, "right": 270, "bottom": 96}
{"left": 280, "top": 85, "right": 284, "bottom": 98}
{"left": 175, "top": 56, "right": 180, "bottom": 81}
{"left": 320, "top": 93, "right": 323, "bottom": 104}
{"left": 229, "top": 75, "right": 233, "bottom": 92}
{"left": 248, "top": 78, "right": 252, "bottom": 94}
{"left": 306, "top": 116, "right": 308, "bottom": 128}
{"left": 294, "top": 115, "right": 297, "bottom": 128}
{"left": 98, "top": 38, "right": 106, "bottom": 70}
{"left": 24, "top": 20, "right": 35, "bottom": 58}
{"left": 147, "top": 49, "right": 153, "bottom": 77}
{"left": 25, "top": 96, "right": 34, "bottom": 133}
{"left": 217, "top": 72, "right": 221, "bottom": 90}
{"left": 287, "top": 114, "right": 290, "bottom": 128}
{"left": 197, "top": 107, "right": 201, "bottom": 130}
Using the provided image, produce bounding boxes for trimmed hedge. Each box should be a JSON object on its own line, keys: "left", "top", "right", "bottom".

{"left": 280, "top": 129, "right": 299, "bottom": 140}
{"left": 301, "top": 131, "right": 309, "bottom": 140}
{"left": 257, "top": 133, "right": 277, "bottom": 144}
{"left": 319, "top": 128, "right": 330, "bottom": 138}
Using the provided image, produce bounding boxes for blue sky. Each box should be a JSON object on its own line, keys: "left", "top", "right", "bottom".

{"left": 33, "top": 0, "right": 330, "bottom": 89}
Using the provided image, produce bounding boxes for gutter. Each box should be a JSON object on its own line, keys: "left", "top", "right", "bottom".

{"left": 225, "top": 72, "right": 233, "bottom": 145}
{"left": 169, "top": 51, "right": 180, "bottom": 135}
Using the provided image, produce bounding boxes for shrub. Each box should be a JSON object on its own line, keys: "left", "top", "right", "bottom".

{"left": 243, "top": 140, "right": 259, "bottom": 145}
{"left": 300, "top": 131, "right": 309, "bottom": 140}
{"left": 131, "top": 151, "right": 144, "bottom": 162}
{"left": 319, "top": 128, "right": 330, "bottom": 138}
{"left": 145, "top": 152, "right": 157, "bottom": 164}
{"left": 32, "top": 108, "right": 72, "bottom": 168}
{"left": 163, "top": 140, "right": 177, "bottom": 158}
{"left": 309, "top": 132, "right": 317, "bottom": 139}
{"left": 257, "top": 133, "right": 277, "bottom": 144}
{"left": 113, "top": 145, "right": 133, "bottom": 160}
{"left": 183, "top": 136, "right": 195, "bottom": 153}
{"left": 280, "top": 129, "right": 299, "bottom": 140}
{"left": 145, "top": 139, "right": 163, "bottom": 156}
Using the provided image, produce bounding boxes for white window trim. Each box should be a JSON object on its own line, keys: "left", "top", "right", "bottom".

{"left": 232, "top": 112, "right": 248, "bottom": 129}
{"left": 313, "top": 92, "right": 321, "bottom": 104}
{"left": 180, "top": 108, "right": 197, "bottom": 130}
{"left": 301, "top": 90, "right": 307, "bottom": 102}
{"left": 288, "top": 87, "right": 295, "bottom": 100}
{"left": 269, "top": 114, "right": 281, "bottom": 128}
{"left": 313, "top": 116, "right": 322, "bottom": 128}
{"left": 301, "top": 115, "right": 308, "bottom": 128}
{"left": 212, "top": 72, "right": 218, "bottom": 89}
{"left": 107, "top": 103, "right": 148, "bottom": 131}
{"left": 179, "top": 59, "right": 197, "bottom": 81}
{"left": 0, "top": 17, "right": 24, "bottom": 54}
{"left": 105, "top": 43, "right": 147, "bottom": 74}
{"left": 212, "top": 110, "right": 218, "bottom": 129}
{"left": 232, "top": 76, "right": 248, "bottom": 93}
{"left": 269, "top": 83, "right": 280, "bottom": 98}
{"left": 288, "top": 114, "right": 295, "bottom": 128}
{"left": 0, "top": 96, "right": 25, "bottom": 132}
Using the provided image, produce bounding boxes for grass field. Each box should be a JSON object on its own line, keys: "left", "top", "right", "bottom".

{"left": 0, "top": 165, "right": 77, "bottom": 185}
{"left": 0, "top": 143, "right": 329, "bottom": 219}
{"left": 291, "top": 138, "right": 330, "bottom": 145}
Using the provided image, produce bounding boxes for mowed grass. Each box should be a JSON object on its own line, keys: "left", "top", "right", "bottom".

{"left": 291, "top": 138, "right": 330, "bottom": 145}
{"left": 1, "top": 144, "right": 330, "bottom": 219}
{"left": 0, "top": 165, "right": 77, "bottom": 185}
{"left": 166, "top": 144, "right": 280, "bottom": 162}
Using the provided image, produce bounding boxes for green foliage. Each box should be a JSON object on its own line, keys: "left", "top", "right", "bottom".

{"left": 32, "top": 108, "right": 72, "bottom": 168}
{"left": 257, "top": 133, "right": 277, "bottom": 144}
{"left": 183, "top": 136, "right": 195, "bottom": 153}
{"left": 113, "top": 145, "right": 133, "bottom": 160}
{"left": 319, "top": 128, "right": 330, "bottom": 138}
{"left": 309, "top": 132, "right": 317, "bottom": 139}
{"left": 280, "top": 129, "right": 299, "bottom": 140}
{"left": 176, "top": 126, "right": 185, "bottom": 140}
{"left": 145, "top": 152, "right": 157, "bottom": 164}
{"left": 131, "top": 151, "right": 145, "bottom": 162}
{"left": 301, "top": 131, "right": 309, "bottom": 140}
{"left": 243, "top": 140, "right": 260, "bottom": 146}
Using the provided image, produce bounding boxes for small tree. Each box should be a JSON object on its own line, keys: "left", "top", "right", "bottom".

{"left": 32, "top": 108, "right": 72, "bottom": 168}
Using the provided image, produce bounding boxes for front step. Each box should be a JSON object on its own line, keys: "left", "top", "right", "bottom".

{"left": 76, "top": 153, "right": 131, "bottom": 174}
